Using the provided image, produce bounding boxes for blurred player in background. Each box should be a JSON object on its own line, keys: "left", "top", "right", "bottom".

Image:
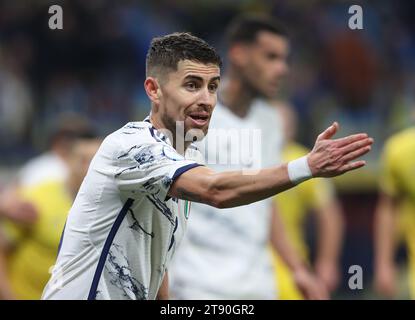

{"left": 170, "top": 15, "right": 329, "bottom": 300}
{"left": 0, "top": 114, "right": 93, "bottom": 224}
{"left": 271, "top": 101, "right": 344, "bottom": 299}
{"left": 0, "top": 133, "right": 101, "bottom": 299}
{"left": 374, "top": 124, "right": 415, "bottom": 299}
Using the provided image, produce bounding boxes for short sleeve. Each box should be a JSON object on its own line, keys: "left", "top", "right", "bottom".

{"left": 114, "top": 142, "right": 202, "bottom": 201}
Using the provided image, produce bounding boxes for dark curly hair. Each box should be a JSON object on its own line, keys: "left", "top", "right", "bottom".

{"left": 146, "top": 32, "right": 222, "bottom": 79}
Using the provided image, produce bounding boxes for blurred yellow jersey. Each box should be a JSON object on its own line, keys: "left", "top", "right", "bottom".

{"left": 3, "top": 180, "right": 70, "bottom": 299}
{"left": 272, "top": 142, "right": 334, "bottom": 300}
{"left": 379, "top": 127, "right": 415, "bottom": 298}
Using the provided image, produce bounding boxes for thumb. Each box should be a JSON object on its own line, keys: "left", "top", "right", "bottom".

{"left": 317, "top": 122, "right": 339, "bottom": 141}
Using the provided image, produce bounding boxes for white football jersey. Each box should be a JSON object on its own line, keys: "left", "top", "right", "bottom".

{"left": 170, "top": 100, "right": 284, "bottom": 299}
{"left": 42, "top": 118, "right": 203, "bottom": 300}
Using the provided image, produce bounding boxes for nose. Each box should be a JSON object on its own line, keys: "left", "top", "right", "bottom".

{"left": 277, "top": 60, "right": 289, "bottom": 76}
{"left": 197, "top": 87, "right": 215, "bottom": 109}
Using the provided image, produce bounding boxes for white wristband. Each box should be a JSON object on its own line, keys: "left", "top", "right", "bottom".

{"left": 287, "top": 156, "right": 313, "bottom": 185}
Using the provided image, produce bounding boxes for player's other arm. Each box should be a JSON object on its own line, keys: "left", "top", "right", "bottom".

{"left": 169, "top": 122, "right": 373, "bottom": 208}
{"left": 156, "top": 271, "right": 169, "bottom": 300}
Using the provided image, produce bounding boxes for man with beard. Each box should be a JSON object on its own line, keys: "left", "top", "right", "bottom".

{"left": 42, "top": 32, "right": 371, "bottom": 300}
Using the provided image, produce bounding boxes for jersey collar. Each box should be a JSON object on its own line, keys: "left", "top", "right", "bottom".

{"left": 144, "top": 115, "right": 173, "bottom": 146}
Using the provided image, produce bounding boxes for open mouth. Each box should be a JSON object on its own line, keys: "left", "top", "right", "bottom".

{"left": 187, "top": 112, "right": 209, "bottom": 126}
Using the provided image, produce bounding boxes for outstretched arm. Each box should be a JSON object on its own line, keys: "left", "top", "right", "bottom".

{"left": 169, "top": 122, "right": 373, "bottom": 208}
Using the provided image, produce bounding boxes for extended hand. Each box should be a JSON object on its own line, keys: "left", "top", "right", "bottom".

{"left": 307, "top": 122, "right": 373, "bottom": 177}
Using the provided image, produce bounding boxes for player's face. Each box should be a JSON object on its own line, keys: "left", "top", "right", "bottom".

{"left": 237, "top": 31, "right": 289, "bottom": 98}
{"left": 158, "top": 60, "right": 220, "bottom": 136}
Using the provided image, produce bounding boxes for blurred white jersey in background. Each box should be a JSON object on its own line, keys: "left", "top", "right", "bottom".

{"left": 170, "top": 100, "right": 284, "bottom": 300}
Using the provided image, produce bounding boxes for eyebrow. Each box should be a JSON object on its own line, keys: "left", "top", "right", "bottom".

{"left": 184, "top": 75, "right": 221, "bottom": 82}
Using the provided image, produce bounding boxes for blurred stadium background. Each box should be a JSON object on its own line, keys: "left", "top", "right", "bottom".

{"left": 0, "top": 0, "right": 414, "bottom": 299}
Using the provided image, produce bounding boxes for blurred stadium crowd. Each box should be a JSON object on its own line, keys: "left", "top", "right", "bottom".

{"left": 0, "top": 0, "right": 414, "bottom": 299}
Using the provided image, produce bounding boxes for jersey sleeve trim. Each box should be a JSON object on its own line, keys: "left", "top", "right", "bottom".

{"left": 172, "top": 163, "right": 204, "bottom": 182}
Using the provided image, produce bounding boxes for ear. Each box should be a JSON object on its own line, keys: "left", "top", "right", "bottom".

{"left": 228, "top": 44, "right": 249, "bottom": 67}
{"left": 144, "top": 77, "right": 162, "bottom": 104}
